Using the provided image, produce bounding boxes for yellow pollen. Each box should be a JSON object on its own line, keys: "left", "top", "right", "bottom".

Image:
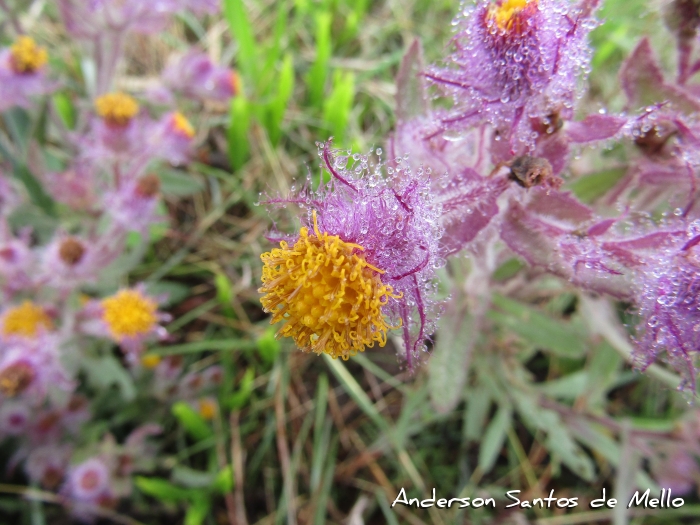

{"left": 95, "top": 92, "right": 139, "bottom": 126}
{"left": 488, "top": 0, "right": 535, "bottom": 31}
{"left": 0, "top": 362, "right": 35, "bottom": 397}
{"left": 101, "top": 289, "right": 158, "bottom": 340}
{"left": 9, "top": 36, "right": 48, "bottom": 74}
{"left": 198, "top": 398, "right": 217, "bottom": 420}
{"left": 141, "top": 354, "right": 162, "bottom": 369}
{"left": 172, "top": 112, "right": 195, "bottom": 138}
{"left": 2, "top": 301, "right": 53, "bottom": 338}
{"left": 259, "top": 211, "right": 402, "bottom": 360}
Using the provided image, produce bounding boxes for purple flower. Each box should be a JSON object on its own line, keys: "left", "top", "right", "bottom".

{"left": 0, "top": 400, "right": 30, "bottom": 438}
{"left": 64, "top": 457, "right": 116, "bottom": 521}
{"left": 25, "top": 444, "right": 72, "bottom": 490}
{"left": 102, "top": 174, "right": 165, "bottom": 235}
{"left": 425, "top": 0, "right": 599, "bottom": 153}
{"left": 161, "top": 50, "right": 240, "bottom": 103}
{"left": 0, "top": 37, "right": 54, "bottom": 111}
{"left": 633, "top": 223, "right": 700, "bottom": 391}
{"left": 259, "top": 140, "right": 443, "bottom": 370}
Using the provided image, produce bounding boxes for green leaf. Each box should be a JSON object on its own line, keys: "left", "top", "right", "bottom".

{"left": 228, "top": 96, "right": 251, "bottom": 171}
{"left": 568, "top": 168, "right": 626, "bottom": 204}
{"left": 82, "top": 356, "right": 136, "bottom": 401}
{"left": 157, "top": 168, "right": 204, "bottom": 197}
{"left": 546, "top": 424, "right": 596, "bottom": 481}
{"left": 213, "top": 466, "right": 234, "bottom": 493}
{"left": 464, "top": 389, "right": 492, "bottom": 442}
{"left": 135, "top": 477, "right": 190, "bottom": 503}
{"left": 478, "top": 404, "right": 511, "bottom": 473}
{"left": 172, "top": 466, "right": 216, "bottom": 489}
{"left": 256, "top": 328, "right": 281, "bottom": 365}
{"left": 145, "top": 280, "right": 190, "bottom": 307}
{"left": 184, "top": 494, "right": 211, "bottom": 525}
{"left": 52, "top": 92, "right": 76, "bottom": 129}
{"left": 172, "top": 401, "right": 213, "bottom": 441}
{"left": 428, "top": 304, "right": 473, "bottom": 414}
{"left": 214, "top": 271, "right": 235, "bottom": 317}
{"left": 13, "top": 164, "right": 56, "bottom": 217}
{"left": 489, "top": 294, "right": 587, "bottom": 358}
{"left": 227, "top": 367, "right": 255, "bottom": 409}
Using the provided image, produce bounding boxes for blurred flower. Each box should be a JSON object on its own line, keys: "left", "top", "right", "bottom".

{"left": 83, "top": 286, "right": 169, "bottom": 361}
{"left": 260, "top": 140, "right": 443, "bottom": 370}
{"left": 0, "top": 336, "right": 72, "bottom": 401}
{"left": 0, "top": 400, "right": 30, "bottom": 438}
{"left": 0, "top": 36, "right": 53, "bottom": 111}
{"left": 25, "top": 444, "right": 72, "bottom": 490}
{"left": 39, "top": 235, "right": 103, "bottom": 292}
{"left": 150, "top": 111, "right": 195, "bottom": 165}
{"left": 0, "top": 301, "right": 53, "bottom": 340}
{"left": 64, "top": 457, "right": 116, "bottom": 521}
{"left": 103, "top": 174, "right": 165, "bottom": 234}
{"left": 161, "top": 49, "right": 240, "bottom": 102}
{"left": 95, "top": 92, "right": 139, "bottom": 127}
{"left": 425, "top": 0, "right": 599, "bottom": 153}
{"left": 197, "top": 397, "right": 217, "bottom": 420}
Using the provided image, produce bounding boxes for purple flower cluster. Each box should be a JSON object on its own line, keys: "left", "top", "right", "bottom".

{"left": 0, "top": 1, "right": 235, "bottom": 520}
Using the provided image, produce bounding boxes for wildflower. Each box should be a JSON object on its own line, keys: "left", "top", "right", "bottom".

{"left": 140, "top": 354, "right": 161, "bottom": 369}
{"left": 0, "top": 36, "right": 54, "bottom": 111}
{"left": 103, "top": 174, "right": 165, "bottom": 235}
{"left": 25, "top": 445, "right": 72, "bottom": 490}
{"left": 95, "top": 92, "right": 139, "bottom": 127}
{"left": 0, "top": 223, "right": 35, "bottom": 298}
{"left": 101, "top": 289, "right": 158, "bottom": 340}
{"left": 0, "top": 338, "right": 72, "bottom": 401}
{"left": 39, "top": 235, "right": 102, "bottom": 291}
{"left": 0, "top": 400, "right": 30, "bottom": 437}
{"left": 150, "top": 111, "right": 196, "bottom": 165}
{"left": 8, "top": 36, "right": 48, "bottom": 74}
{"left": 86, "top": 286, "right": 169, "bottom": 361}
{"left": 260, "top": 140, "right": 443, "bottom": 370}
{"left": 1, "top": 301, "right": 53, "bottom": 339}
{"left": 64, "top": 457, "right": 117, "bottom": 521}
{"left": 197, "top": 397, "right": 217, "bottom": 420}
{"left": 425, "top": 0, "right": 599, "bottom": 153}
{"left": 161, "top": 50, "right": 239, "bottom": 102}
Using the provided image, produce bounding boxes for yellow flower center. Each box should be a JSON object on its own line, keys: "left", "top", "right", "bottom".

{"left": 259, "top": 211, "right": 402, "bottom": 360}
{"left": 95, "top": 92, "right": 139, "bottom": 126}
{"left": 9, "top": 36, "right": 48, "bottom": 74}
{"left": 2, "top": 301, "right": 53, "bottom": 338}
{"left": 198, "top": 398, "right": 217, "bottom": 420}
{"left": 488, "top": 0, "right": 535, "bottom": 32}
{"left": 172, "top": 112, "right": 195, "bottom": 138}
{"left": 141, "top": 354, "right": 162, "bottom": 369}
{"left": 101, "top": 289, "right": 157, "bottom": 340}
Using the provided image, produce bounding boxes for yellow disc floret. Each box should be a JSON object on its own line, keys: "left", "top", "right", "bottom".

{"left": 101, "top": 289, "right": 158, "bottom": 340}
{"left": 172, "top": 112, "right": 195, "bottom": 138}
{"left": 488, "top": 0, "right": 535, "bottom": 32}
{"left": 259, "top": 211, "right": 402, "bottom": 360}
{"left": 9, "top": 36, "right": 48, "bottom": 74}
{"left": 198, "top": 398, "right": 217, "bottom": 420}
{"left": 95, "top": 92, "right": 139, "bottom": 126}
{"left": 2, "top": 301, "right": 53, "bottom": 338}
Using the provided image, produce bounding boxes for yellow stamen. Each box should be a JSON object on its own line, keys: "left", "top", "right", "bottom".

{"left": 2, "top": 301, "right": 53, "bottom": 338}
{"left": 172, "top": 112, "right": 195, "bottom": 138}
{"left": 141, "top": 354, "right": 162, "bottom": 369}
{"left": 9, "top": 36, "right": 48, "bottom": 74}
{"left": 198, "top": 398, "right": 217, "bottom": 420}
{"left": 229, "top": 70, "right": 242, "bottom": 96}
{"left": 259, "top": 211, "right": 403, "bottom": 361}
{"left": 101, "top": 289, "right": 157, "bottom": 340}
{"left": 95, "top": 92, "right": 139, "bottom": 126}
{"left": 488, "top": 0, "right": 535, "bottom": 32}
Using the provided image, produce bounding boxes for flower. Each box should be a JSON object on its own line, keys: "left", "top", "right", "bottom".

{"left": 0, "top": 36, "right": 54, "bottom": 111}
{"left": 1, "top": 301, "right": 53, "bottom": 340}
{"left": 95, "top": 92, "right": 139, "bottom": 127}
{"left": 101, "top": 289, "right": 158, "bottom": 340}
{"left": 260, "top": 140, "right": 443, "bottom": 370}
{"left": 425, "top": 0, "right": 599, "bottom": 153}
{"left": 103, "top": 174, "right": 165, "bottom": 234}
{"left": 87, "top": 286, "right": 169, "bottom": 361}
{"left": 0, "top": 400, "right": 30, "bottom": 437}
{"left": 149, "top": 111, "right": 196, "bottom": 165}
{"left": 161, "top": 49, "right": 239, "bottom": 102}
{"left": 25, "top": 444, "right": 72, "bottom": 490}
